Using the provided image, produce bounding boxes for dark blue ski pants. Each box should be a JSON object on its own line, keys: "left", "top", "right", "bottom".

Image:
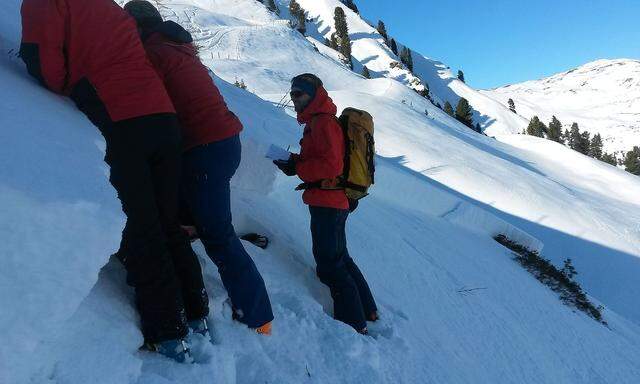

{"left": 309, "top": 206, "right": 377, "bottom": 331}
{"left": 182, "top": 135, "right": 273, "bottom": 328}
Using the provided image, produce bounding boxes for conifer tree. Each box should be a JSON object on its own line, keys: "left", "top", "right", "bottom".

{"left": 589, "top": 133, "right": 603, "bottom": 160}
{"left": 455, "top": 98, "right": 474, "bottom": 128}
{"left": 526, "top": 116, "right": 545, "bottom": 138}
{"left": 443, "top": 101, "right": 454, "bottom": 117}
{"left": 361, "top": 65, "right": 371, "bottom": 79}
{"left": 329, "top": 34, "right": 339, "bottom": 50}
{"left": 457, "top": 70, "right": 465, "bottom": 83}
{"left": 601, "top": 152, "right": 617, "bottom": 166}
{"left": 562, "top": 129, "right": 570, "bottom": 144}
{"left": 377, "top": 20, "right": 388, "bottom": 41}
{"left": 333, "top": 7, "right": 352, "bottom": 68}
{"left": 578, "top": 131, "right": 591, "bottom": 155}
{"left": 547, "top": 116, "right": 563, "bottom": 143}
{"left": 265, "top": 0, "right": 279, "bottom": 15}
{"left": 419, "top": 82, "right": 430, "bottom": 99}
{"left": 289, "top": 1, "right": 306, "bottom": 35}
{"left": 508, "top": 98, "right": 516, "bottom": 113}
{"left": 624, "top": 147, "right": 640, "bottom": 175}
{"left": 399, "top": 47, "right": 414, "bottom": 72}
{"left": 474, "top": 123, "right": 482, "bottom": 133}
{"left": 568, "top": 122, "right": 581, "bottom": 151}
{"left": 389, "top": 38, "right": 398, "bottom": 55}
{"left": 341, "top": 0, "right": 359, "bottom": 14}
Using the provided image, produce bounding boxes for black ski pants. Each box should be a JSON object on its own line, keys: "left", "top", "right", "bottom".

{"left": 309, "top": 206, "right": 377, "bottom": 331}
{"left": 104, "top": 113, "right": 209, "bottom": 343}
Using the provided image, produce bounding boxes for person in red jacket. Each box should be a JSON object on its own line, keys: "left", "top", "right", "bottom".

{"left": 124, "top": 1, "right": 273, "bottom": 335}
{"left": 20, "top": 0, "right": 209, "bottom": 362}
{"left": 274, "top": 74, "right": 378, "bottom": 333}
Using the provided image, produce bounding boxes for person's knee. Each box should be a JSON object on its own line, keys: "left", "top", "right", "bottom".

{"left": 316, "top": 264, "right": 350, "bottom": 287}
{"left": 204, "top": 238, "right": 253, "bottom": 275}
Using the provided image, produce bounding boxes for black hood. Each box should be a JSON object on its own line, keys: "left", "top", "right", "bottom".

{"left": 145, "top": 20, "right": 193, "bottom": 44}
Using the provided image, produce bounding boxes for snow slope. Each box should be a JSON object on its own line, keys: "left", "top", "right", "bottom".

{"left": 3, "top": 1, "right": 640, "bottom": 383}
{"left": 483, "top": 59, "right": 640, "bottom": 154}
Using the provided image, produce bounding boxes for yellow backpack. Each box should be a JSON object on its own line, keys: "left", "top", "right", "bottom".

{"left": 338, "top": 108, "right": 375, "bottom": 200}
{"left": 296, "top": 108, "right": 375, "bottom": 200}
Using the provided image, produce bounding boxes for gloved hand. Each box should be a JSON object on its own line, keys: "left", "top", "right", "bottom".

{"left": 273, "top": 155, "right": 297, "bottom": 176}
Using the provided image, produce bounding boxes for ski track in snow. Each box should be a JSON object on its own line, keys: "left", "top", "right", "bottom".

{"left": 2, "top": 1, "right": 640, "bottom": 383}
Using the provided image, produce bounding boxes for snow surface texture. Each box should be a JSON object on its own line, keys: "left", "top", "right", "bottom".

{"left": 483, "top": 59, "right": 640, "bottom": 154}
{"left": 2, "top": 0, "right": 640, "bottom": 383}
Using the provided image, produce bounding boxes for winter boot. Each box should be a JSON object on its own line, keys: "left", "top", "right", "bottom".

{"left": 141, "top": 338, "right": 194, "bottom": 363}
{"left": 255, "top": 321, "right": 272, "bottom": 336}
{"left": 240, "top": 233, "right": 269, "bottom": 249}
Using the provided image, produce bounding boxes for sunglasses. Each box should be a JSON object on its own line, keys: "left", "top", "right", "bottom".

{"left": 290, "top": 90, "right": 305, "bottom": 99}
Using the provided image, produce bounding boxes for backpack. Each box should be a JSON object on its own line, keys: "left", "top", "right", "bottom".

{"left": 338, "top": 108, "right": 375, "bottom": 200}
{"left": 296, "top": 108, "right": 375, "bottom": 200}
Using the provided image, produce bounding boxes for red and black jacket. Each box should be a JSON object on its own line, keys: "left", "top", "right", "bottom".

{"left": 142, "top": 21, "right": 243, "bottom": 151}
{"left": 295, "top": 87, "right": 349, "bottom": 210}
{"left": 20, "top": 0, "right": 174, "bottom": 127}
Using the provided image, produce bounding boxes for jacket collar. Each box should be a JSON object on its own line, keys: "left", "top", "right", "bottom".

{"left": 297, "top": 86, "right": 338, "bottom": 124}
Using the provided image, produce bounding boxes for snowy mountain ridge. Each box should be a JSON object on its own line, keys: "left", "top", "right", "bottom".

{"left": 3, "top": 1, "right": 640, "bottom": 383}
{"left": 483, "top": 58, "right": 640, "bottom": 154}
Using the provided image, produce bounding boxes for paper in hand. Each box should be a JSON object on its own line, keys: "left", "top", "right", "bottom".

{"left": 265, "top": 144, "right": 291, "bottom": 161}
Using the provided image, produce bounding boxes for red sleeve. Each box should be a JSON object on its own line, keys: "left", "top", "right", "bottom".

{"left": 144, "top": 45, "right": 168, "bottom": 83}
{"left": 296, "top": 116, "right": 344, "bottom": 182}
{"left": 20, "top": 0, "right": 68, "bottom": 93}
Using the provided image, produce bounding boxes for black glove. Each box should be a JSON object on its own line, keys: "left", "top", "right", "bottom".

{"left": 273, "top": 156, "right": 297, "bottom": 176}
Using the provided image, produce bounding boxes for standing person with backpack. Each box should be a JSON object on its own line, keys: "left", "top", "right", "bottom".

{"left": 123, "top": 1, "right": 273, "bottom": 335}
{"left": 273, "top": 74, "right": 378, "bottom": 334}
{"left": 20, "top": 0, "right": 209, "bottom": 363}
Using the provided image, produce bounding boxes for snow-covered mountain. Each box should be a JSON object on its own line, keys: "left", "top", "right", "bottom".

{"left": 483, "top": 59, "right": 640, "bottom": 154}
{"left": 294, "top": 0, "right": 530, "bottom": 136}
{"left": 2, "top": 1, "right": 640, "bottom": 383}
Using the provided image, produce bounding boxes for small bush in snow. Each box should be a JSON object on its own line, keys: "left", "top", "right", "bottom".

{"left": 494, "top": 234, "right": 606, "bottom": 325}
{"left": 234, "top": 79, "right": 247, "bottom": 90}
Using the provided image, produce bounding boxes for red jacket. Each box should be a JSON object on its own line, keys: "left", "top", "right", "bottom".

{"left": 142, "top": 21, "right": 243, "bottom": 151}
{"left": 20, "top": 0, "right": 174, "bottom": 124}
{"left": 295, "top": 87, "right": 349, "bottom": 210}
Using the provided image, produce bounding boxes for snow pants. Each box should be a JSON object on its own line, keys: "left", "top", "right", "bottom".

{"left": 309, "top": 206, "right": 377, "bottom": 331}
{"left": 106, "top": 113, "right": 209, "bottom": 343}
{"left": 181, "top": 135, "right": 274, "bottom": 328}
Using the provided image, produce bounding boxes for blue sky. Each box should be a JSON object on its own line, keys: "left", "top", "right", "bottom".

{"left": 356, "top": 0, "right": 640, "bottom": 89}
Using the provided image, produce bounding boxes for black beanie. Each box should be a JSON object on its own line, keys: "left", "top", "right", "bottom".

{"left": 124, "top": 1, "right": 163, "bottom": 29}
{"left": 291, "top": 74, "right": 323, "bottom": 100}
